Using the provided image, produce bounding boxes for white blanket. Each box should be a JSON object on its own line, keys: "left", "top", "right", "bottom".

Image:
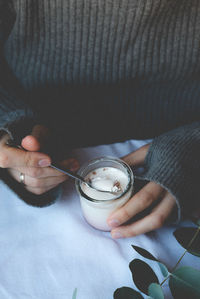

{"left": 0, "top": 139, "right": 199, "bottom": 299}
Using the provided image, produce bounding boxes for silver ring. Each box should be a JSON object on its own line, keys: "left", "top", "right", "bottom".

{"left": 19, "top": 173, "right": 25, "bottom": 185}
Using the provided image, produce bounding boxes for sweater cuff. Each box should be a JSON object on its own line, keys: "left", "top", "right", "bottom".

{"left": 0, "top": 86, "right": 38, "bottom": 143}
{"left": 137, "top": 121, "right": 200, "bottom": 222}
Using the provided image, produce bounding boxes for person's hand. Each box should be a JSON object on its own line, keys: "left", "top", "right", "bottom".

{"left": 0, "top": 125, "right": 79, "bottom": 195}
{"left": 107, "top": 144, "right": 177, "bottom": 238}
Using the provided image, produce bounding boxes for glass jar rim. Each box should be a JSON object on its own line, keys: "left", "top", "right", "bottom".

{"left": 75, "top": 156, "right": 134, "bottom": 203}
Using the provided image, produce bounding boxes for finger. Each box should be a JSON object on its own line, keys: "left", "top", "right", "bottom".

{"left": 111, "top": 192, "right": 176, "bottom": 238}
{"left": 8, "top": 168, "right": 68, "bottom": 188}
{"left": 10, "top": 165, "right": 68, "bottom": 178}
{"left": 21, "top": 135, "right": 40, "bottom": 151}
{"left": 21, "top": 124, "right": 49, "bottom": 151}
{"left": 13, "top": 158, "right": 79, "bottom": 178}
{"left": 121, "top": 143, "right": 150, "bottom": 166}
{"left": 107, "top": 182, "right": 164, "bottom": 228}
{"left": 0, "top": 139, "right": 51, "bottom": 168}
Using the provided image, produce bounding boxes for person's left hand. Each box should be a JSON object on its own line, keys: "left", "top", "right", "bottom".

{"left": 107, "top": 144, "right": 177, "bottom": 239}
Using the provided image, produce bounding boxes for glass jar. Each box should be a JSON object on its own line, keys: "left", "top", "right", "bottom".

{"left": 75, "top": 156, "right": 134, "bottom": 231}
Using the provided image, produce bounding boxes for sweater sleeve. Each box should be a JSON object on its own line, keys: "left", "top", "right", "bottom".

{"left": 0, "top": 1, "right": 58, "bottom": 207}
{"left": 138, "top": 121, "right": 200, "bottom": 222}
{"left": 0, "top": 1, "right": 37, "bottom": 143}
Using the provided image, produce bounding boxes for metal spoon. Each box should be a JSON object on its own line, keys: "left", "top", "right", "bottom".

{"left": 51, "top": 164, "right": 122, "bottom": 195}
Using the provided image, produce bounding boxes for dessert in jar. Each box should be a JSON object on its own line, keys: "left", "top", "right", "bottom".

{"left": 75, "top": 157, "right": 134, "bottom": 231}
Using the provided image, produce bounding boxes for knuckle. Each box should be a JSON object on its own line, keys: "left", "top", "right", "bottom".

{"left": 140, "top": 190, "right": 154, "bottom": 206}
{"left": 0, "top": 153, "right": 9, "bottom": 168}
{"left": 121, "top": 207, "right": 132, "bottom": 221}
{"left": 29, "top": 168, "right": 41, "bottom": 178}
{"left": 152, "top": 214, "right": 164, "bottom": 229}
{"left": 24, "top": 152, "right": 31, "bottom": 167}
{"left": 24, "top": 152, "right": 36, "bottom": 167}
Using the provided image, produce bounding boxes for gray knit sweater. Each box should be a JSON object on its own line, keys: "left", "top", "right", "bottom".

{"left": 0, "top": 0, "right": 199, "bottom": 218}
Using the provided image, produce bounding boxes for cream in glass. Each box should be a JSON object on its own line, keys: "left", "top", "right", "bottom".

{"left": 75, "top": 157, "right": 134, "bottom": 231}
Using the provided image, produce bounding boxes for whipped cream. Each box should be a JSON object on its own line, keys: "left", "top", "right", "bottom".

{"left": 82, "top": 167, "right": 127, "bottom": 200}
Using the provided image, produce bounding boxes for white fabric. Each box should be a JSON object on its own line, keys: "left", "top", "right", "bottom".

{"left": 0, "top": 139, "right": 199, "bottom": 299}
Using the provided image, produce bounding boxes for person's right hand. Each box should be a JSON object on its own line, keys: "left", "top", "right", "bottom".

{"left": 0, "top": 125, "right": 79, "bottom": 195}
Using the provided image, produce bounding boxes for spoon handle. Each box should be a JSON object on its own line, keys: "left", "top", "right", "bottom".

{"left": 6, "top": 140, "right": 119, "bottom": 194}
{"left": 7, "top": 139, "right": 85, "bottom": 183}
{"left": 50, "top": 164, "right": 85, "bottom": 183}
{"left": 5, "top": 140, "right": 85, "bottom": 183}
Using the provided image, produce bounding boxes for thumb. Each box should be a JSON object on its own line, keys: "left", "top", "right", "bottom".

{"left": 21, "top": 125, "right": 49, "bottom": 152}
{"left": 121, "top": 143, "right": 151, "bottom": 166}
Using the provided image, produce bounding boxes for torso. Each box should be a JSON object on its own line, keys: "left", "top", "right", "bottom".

{"left": 3, "top": 0, "right": 200, "bottom": 145}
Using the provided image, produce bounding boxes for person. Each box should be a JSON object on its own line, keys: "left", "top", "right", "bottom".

{"left": 0, "top": 0, "right": 199, "bottom": 238}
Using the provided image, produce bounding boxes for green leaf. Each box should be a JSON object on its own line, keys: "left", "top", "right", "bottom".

{"left": 132, "top": 245, "right": 158, "bottom": 261}
{"left": 173, "top": 227, "right": 200, "bottom": 257}
{"left": 114, "top": 287, "right": 144, "bottom": 299}
{"left": 131, "top": 246, "right": 168, "bottom": 278}
{"left": 158, "top": 262, "right": 169, "bottom": 278}
{"left": 148, "top": 283, "right": 164, "bottom": 299}
{"left": 129, "top": 259, "right": 159, "bottom": 295}
{"left": 169, "top": 266, "right": 200, "bottom": 299}
{"left": 72, "top": 288, "right": 77, "bottom": 299}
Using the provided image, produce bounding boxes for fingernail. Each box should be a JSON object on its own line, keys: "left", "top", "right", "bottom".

{"left": 108, "top": 219, "right": 120, "bottom": 228}
{"left": 111, "top": 231, "right": 123, "bottom": 239}
{"left": 38, "top": 159, "right": 51, "bottom": 167}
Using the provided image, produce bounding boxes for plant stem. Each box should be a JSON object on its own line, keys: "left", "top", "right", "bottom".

{"left": 160, "top": 226, "right": 200, "bottom": 286}
{"left": 160, "top": 274, "right": 171, "bottom": 286}
{"left": 172, "top": 226, "right": 200, "bottom": 272}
